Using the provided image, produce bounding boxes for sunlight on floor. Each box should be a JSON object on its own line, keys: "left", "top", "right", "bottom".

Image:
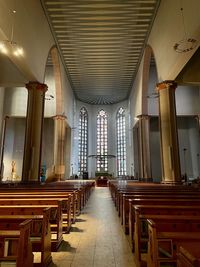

{"left": 47, "top": 187, "right": 136, "bottom": 267}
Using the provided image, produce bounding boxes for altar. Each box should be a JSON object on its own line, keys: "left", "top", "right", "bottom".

{"left": 88, "top": 154, "right": 115, "bottom": 187}
{"left": 96, "top": 176, "right": 108, "bottom": 187}
{"left": 95, "top": 172, "right": 112, "bottom": 187}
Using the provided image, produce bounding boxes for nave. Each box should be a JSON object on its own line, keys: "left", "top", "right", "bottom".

{"left": 48, "top": 187, "right": 135, "bottom": 267}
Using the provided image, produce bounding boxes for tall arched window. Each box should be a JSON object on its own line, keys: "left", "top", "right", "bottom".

{"left": 117, "top": 107, "right": 126, "bottom": 176}
{"left": 78, "top": 107, "right": 88, "bottom": 175}
{"left": 97, "top": 109, "right": 108, "bottom": 172}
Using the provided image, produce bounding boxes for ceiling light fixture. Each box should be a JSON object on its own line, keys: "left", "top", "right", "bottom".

{"left": 45, "top": 94, "right": 54, "bottom": 101}
{"left": 174, "top": 2, "right": 197, "bottom": 53}
{"left": 0, "top": 2, "right": 24, "bottom": 57}
{"left": 147, "top": 93, "right": 159, "bottom": 99}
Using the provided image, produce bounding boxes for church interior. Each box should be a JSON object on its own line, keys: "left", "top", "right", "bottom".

{"left": 0, "top": 0, "right": 200, "bottom": 266}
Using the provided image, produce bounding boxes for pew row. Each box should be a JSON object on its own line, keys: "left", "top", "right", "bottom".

{"left": 133, "top": 206, "right": 200, "bottom": 267}
{"left": 0, "top": 205, "right": 62, "bottom": 251}
{"left": 109, "top": 180, "right": 200, "bottom": 267}
{"left": 128, "top": 197, "right": 200, "bottom": 239}
{"left": 0, "top": 192, "right": 77, "bottom": 223}
{"left": 0, "top": 198, "right": 71, "bottom": 233}
{"left": 122, "top": 193, "right": 200, "bottom": 231}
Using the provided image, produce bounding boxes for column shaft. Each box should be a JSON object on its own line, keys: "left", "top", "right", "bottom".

{"left": 22, "top": 82, "right": 47, "bottom": 182}
{"left": 138, "top": 115, "right": 152, "bottom": 180}
{"left": 157, "top": 80, "right": 181, "bottom": 184}
{"left": 53, "top": 115, "right": 66, "bottom": 180}
{"left": 197, "top": 115, "right": 200, "bottom": 133}
{"left": 0, "top": 116, "right": 9, "bottom": 180}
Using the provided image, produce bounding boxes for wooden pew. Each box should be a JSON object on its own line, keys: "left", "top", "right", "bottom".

{"left": 0, "top": 208, "right": 52, "bottom": 266}
{"left": 129, "top": 198, "right": 200, "bottom": 244}
{"left": 0, "top": 219, "right": 33, "bottom": 267}
{"left": 0, "top": 179, "right": 95, "bottom": 217}
{"left": 147, "top": 216, "right": 200, "bottom": 267}
{"left": 120, "top": 191, "right": 200, "bottom": 221}
{"left": 121, "top": 191, "right": 200, "bottom": 220}
{"left": 21, "top": 189, "right": 81, "bottom": 216}
{"left": 177, "top": 245, "right": 200, "bottom": 267}
{"left": 0, "top": 192, "right": 77, "bottom": 223}
{"left": 0, "top": 181, "right": 93, "bottom": 213}
{"left": 133, "top": 206, "right": 200, "bottom": 266}
{"left": 0, "top": 198, "right": 71, "bottom": 233}
{"left": 127, "top": 196, "right": 200, "bottom": 235}
{"left": 110, "top": 182, "right": 199, "bottom": 209}
{"left": 109, "top": 180, "right": 200, "bottom": 267}
{"left": 109, "top": 181, "right": 200, "bottom": 217}
{"left": 110, "top": 180, "right": 200, "bottom": 210}
{"left": 0, "top": 205, "right": 62, "bottom": 251}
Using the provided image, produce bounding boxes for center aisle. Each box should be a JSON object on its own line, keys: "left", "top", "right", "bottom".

{"left": 51, "top": 187, "right": 136, "bottom": 267}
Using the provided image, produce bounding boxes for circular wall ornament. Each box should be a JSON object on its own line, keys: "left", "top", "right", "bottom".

{"left": 174, "top": 38, "right": 197, "bottom": 53}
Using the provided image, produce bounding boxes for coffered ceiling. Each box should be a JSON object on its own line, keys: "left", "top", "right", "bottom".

{"left": 42, "top": 0, "right": 160, "bottom": 104}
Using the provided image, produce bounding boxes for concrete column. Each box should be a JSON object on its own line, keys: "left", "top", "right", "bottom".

{"left": 0, "top": 116, "right": 9, "bottom": 180}
{"left": 53, "top": 115, "right": 66, "bottom": 180}
{"left": 197, "top": 115, "right": 200, "bottom": 133}
{"left": 22, "top": 82, "right": 47, "bottom": 182}
{"left": 156, "top": 80, "right": 181, "bottom": 184}
{"left": 137, "top": 114, "right": 152, "bottom": 181}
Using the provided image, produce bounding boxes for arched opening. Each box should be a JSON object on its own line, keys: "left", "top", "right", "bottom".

{"left": 132, "top": 45, "right": 161, "bottom": 181}
{"left": 145, "top": 46, "right": 162, "bottom": 182}
{"left": 41, "top": 46, "right": 72, "bottom": 181}
{"left": 0, "top": 55, "right": 28, "bottom": 181}
{"left": 175, "top": 47, "right": 200, "bottom": 182}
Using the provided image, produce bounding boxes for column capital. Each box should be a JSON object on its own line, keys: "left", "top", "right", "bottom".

{"left": 195, "top": 114, "right": 200, "bottom": 128}
{"left": 53, "top": 114, "right": 67, "bottom": 121}
{"left": 137, "top": 114, "right": 149, "bottom": 120}
{"left": 26, "top": 81, "right": 48, "bottom": 92}
{"left": 156, "top": 80, "right": 177, "bottom": 91}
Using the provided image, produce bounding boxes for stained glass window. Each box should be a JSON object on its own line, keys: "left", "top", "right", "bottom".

{"left": 78, "top": 107, "right": 88, "bottom": 175}
{"left": 96, "top": 110, "right": 108, "bottom": 171}
{"left": 117, "top": 107, "right": 126, "bottom": 176}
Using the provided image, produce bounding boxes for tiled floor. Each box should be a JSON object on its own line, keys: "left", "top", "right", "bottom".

{"left": 50, "top": 187, "right": 136, "bottom": 267}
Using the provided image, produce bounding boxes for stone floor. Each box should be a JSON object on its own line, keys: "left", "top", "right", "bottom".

{"left": 49, "top": 187, "right": 136, "bottom": 267}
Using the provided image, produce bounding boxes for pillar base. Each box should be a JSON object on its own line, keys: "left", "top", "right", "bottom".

{"left": 161, "top": 180, "right": 182, "bottom": 185}
{"left": 45, "top": 174, "right": 65, "bottom": 183}
{"left": 20, "top": 180, "right": 41, "bottom": 184}
{"left": 54, "top": 174, "right": 65, "bottom": 181}
{"left": 139, "top": 177, "right": 153, "bottom": 182}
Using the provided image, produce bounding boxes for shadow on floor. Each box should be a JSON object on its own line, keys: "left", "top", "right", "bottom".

{"left": 49, "top": 262, "right": 58, "bottom": 267}
{"left": 79, "top": 211, "right": 88, "bottom": 214}
{"left": 75, "top": 218, "right": 87, "bottom": 222}
{"left": 70, "top": 226, "right": 84, "bottom": 232}
{"left": 58, "top": 240, "right": 77, "bottom": 252}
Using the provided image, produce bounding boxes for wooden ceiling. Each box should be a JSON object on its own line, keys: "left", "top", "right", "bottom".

{"left": 42, "top": 0, "right": 160, "bottom": 104}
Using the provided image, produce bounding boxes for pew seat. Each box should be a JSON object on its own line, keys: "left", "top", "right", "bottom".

{"left": 0, "top": 209, "right": 52, "bottom": 266}
{"left": 0, "top": 198, "right": 71, "bottom": 233}
{"left": 0, "top": 205, "right": 62, "bottom": 251}
{"left": 131, "top": 205, "right": 200, "bottom": 253}
{"left": 0, "top": 220, "right": 33, "bottom": 267}
{"left": 0, "top": 193, "right": 77, "bottom": 223}
{"left": 147, "top": 216, "right": 200, "bottom": 267}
